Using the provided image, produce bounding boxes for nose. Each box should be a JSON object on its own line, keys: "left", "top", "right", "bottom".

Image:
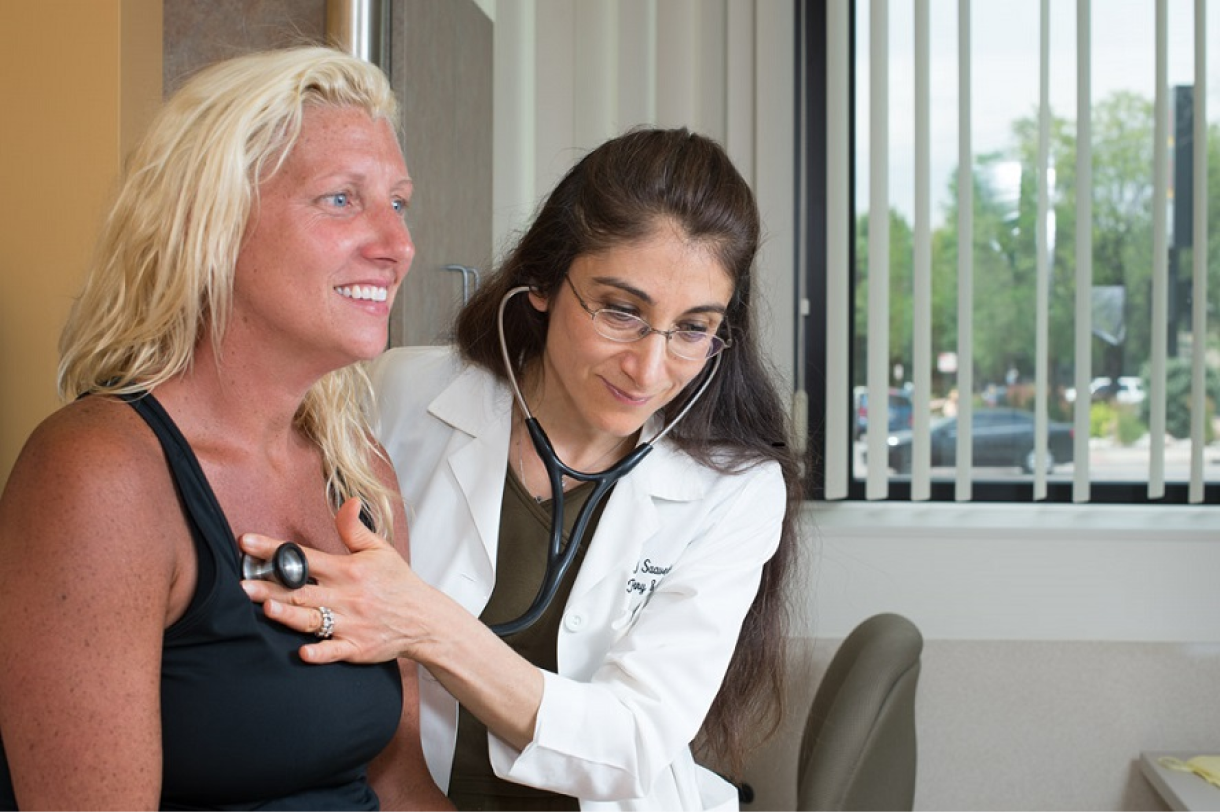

{"left": 365, "top": 203, "right": 415, "bottom": 274}
{"left": 621, "top": 330, "right": 671, "bottom": 388}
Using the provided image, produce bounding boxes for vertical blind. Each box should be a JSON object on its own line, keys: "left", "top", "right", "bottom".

{"left": 823, "top": 0, "right": 1212, "bottom": 503}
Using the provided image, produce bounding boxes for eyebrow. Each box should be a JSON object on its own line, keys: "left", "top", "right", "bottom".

{"left": 589, "top": 275, "right": 728, "bottom": 316}
{"left": 315, "top": 170, "right": 414, "bottom": 195}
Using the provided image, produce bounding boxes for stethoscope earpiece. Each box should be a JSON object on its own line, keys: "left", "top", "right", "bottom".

{"left": 241, "top": 542, "right": 309, "bottom": 590}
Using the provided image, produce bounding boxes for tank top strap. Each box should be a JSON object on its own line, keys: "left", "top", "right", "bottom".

{"left": 121, "top": 392, "right": 225, "bottom": 620}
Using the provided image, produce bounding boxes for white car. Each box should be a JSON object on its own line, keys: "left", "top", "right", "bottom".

{"left": 1112, "top": 376, "right": 1146, "bottom": 404}
{"left": 1065, "top": 376, "right": 1145, "bottom": 405}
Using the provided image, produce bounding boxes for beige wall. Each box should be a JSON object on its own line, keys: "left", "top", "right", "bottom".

{"left": 0, "top": 0, "right": 161, "bottom": 491}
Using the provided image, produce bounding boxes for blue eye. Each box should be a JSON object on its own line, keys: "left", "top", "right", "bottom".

{"left": 392, "top": 198, "right": 407, "bottom": 213}
{"left": 324, "top": 192, "right": 350, "bottom": 208}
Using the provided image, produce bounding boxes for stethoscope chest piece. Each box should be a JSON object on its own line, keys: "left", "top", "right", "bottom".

{"left": 241, "top": 542, "right": 309, "bottom": 590}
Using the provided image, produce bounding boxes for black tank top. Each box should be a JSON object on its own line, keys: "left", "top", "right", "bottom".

{"left": 0, "top": 393, "right": 403, "bottom": 810}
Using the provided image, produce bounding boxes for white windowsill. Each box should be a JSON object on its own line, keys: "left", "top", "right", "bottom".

{"left": 807, "top": 499, "right": 1217, "bottom": 541}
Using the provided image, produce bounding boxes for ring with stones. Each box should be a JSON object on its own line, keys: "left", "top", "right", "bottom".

{"left": 315, "top": 605, "right": 335, "bottom": 640}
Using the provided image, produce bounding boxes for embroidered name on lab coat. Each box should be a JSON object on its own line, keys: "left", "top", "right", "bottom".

{"left": 626, "top": 558, "right": 673, "bottom": 594}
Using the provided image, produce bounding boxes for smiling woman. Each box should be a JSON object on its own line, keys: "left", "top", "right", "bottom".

{"left": 0, "top": 46, "right": 447, "bottom": 810}
{"left": 231, "top": 103, "right": 412, "bottom": 372}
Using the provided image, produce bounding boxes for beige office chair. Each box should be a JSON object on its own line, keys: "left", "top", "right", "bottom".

{"left": 796, "top": 612, "right": 923, "bottom": 811}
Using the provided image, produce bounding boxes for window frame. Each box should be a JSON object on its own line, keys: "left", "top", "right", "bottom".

{"left": 800, "top": 0, "right": 1219, "bottom": 506}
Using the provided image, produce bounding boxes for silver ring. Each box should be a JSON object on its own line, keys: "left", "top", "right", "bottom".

{"left": 315, "top": 606, "right": 335, "bottom": 640}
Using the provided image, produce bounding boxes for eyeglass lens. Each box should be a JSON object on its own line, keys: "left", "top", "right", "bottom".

{"left": 590, "top": 311, "right": 726, "bottom": 360}
{"left": 565, "top": 276, "right": 729, "bottom": 360}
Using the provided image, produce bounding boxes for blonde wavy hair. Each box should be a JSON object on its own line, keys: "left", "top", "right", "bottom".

{"left": 58, "top": 46, "right": 402, "bottom": 540}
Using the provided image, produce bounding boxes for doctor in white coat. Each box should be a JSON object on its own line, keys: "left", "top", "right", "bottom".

{"left": 241, "top": 127, "right": 803, "bottom": 811}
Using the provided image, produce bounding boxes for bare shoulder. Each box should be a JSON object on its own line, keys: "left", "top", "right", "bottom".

{"left": 0, "top": 395, "right": 181, "bottom": 570}
{"left": 4, "top": 396, "right": 170, "bottom": 501}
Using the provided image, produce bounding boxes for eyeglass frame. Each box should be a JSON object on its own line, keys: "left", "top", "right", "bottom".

{"left": 562, "top": 275, "right": 732, "bottom": 361}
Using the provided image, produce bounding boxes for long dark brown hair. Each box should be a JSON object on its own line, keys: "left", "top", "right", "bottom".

{"left": 456, "top": 127, "right": 802, "bottom": 775}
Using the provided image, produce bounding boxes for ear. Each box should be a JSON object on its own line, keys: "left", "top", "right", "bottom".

{"left": 527, "top": 286, "right": 550, "bottom": 313}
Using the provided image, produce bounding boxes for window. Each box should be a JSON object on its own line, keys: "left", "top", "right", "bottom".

{"left": 800, "top": 0, "right": 1219, "bottom": 504}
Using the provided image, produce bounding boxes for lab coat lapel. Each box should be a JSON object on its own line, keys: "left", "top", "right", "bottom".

{"left": 568, "top": 436, "right": 706, "bottom": 602}
{"left": 428, "top": 367, "right": 512, "bottom": 573}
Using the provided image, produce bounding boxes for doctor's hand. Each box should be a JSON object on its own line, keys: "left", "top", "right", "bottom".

{"left": 239, "top": 498, "right": 443, "bottom": 666}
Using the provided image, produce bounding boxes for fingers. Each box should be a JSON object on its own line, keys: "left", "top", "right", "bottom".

{"left": 334, "top": 497, "right": 392, "bottom": 554}
{"left": 297, "top": 640, "right": 350, "bottom": 665}
{"left": 236, "top": 497, "right": 410, "bottom": 667}
{"left": 261, "top": 599, "right": 363, "bottom": 665}
{"left": 239, "top": 498, "right": 390, "bottom": 582}
{"left": 236, "top": 531, "right": 285, "bottom": 561}
{"left": 240, "top": 577, "right": 322, "bottom": 611}
{"left": 260, "top": 599, "right": 321, "bottom": 633}
{"left": 238, "top": 577, "right": 280, "bottom": 605}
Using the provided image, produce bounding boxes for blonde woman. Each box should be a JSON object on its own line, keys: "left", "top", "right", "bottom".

{"left": 0, "top": 47, "right": 448, "bottom": 810}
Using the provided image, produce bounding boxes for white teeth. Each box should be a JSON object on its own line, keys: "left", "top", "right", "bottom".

{"left": 336, "top": 285, "right": 388, "bottom": 302}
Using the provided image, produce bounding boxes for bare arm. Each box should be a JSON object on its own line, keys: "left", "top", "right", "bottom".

{"left": 0, "top": 402, "right": 186, "bottom": 809}
{"left": 363, "top": 454, "right": 453, "bottom": 811}
{"left": 367, "top": 658, "right": 454, "bottom": 810}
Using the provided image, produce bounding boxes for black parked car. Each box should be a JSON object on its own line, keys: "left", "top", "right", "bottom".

{"left": 887, "top": 408, "right": 1074, "bottom": 474}
{"left": 854, "top": 388, "right": 914, "bottom": 440}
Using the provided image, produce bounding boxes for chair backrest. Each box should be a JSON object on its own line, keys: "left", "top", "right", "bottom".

{"left": 797, "top": 612, "right": 923, "bottom": 811}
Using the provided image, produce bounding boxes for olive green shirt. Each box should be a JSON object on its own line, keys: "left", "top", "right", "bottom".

{"left": 447, "top": 467, "right": 611, "bottom": 811}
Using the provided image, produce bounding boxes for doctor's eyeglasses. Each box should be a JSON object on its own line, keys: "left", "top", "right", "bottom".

{"left": 564, "top": 276, "right": 732, "bottom": 361}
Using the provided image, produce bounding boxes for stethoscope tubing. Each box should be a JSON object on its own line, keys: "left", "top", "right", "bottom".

{"left": 489, "top": 286, "right": 720, "bottom": 636}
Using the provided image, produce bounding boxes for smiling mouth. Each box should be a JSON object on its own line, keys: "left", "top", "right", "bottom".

{"left": 335, "top": 285, "right": 388, "bottom": 303}
{"left": 606, "top": 381, "right": 650, "bottom": 405}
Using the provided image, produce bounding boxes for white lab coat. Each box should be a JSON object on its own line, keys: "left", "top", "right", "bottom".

{"left": 369, "top": 346, "right": 784, "bottom": 811}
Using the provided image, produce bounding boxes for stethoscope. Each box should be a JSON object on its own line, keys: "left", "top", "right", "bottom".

{"left": 242, "top": 541, "right": 310, "bottom": 590}
{"left": 489, "top": 285, "right": 721, "bottom": 636}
